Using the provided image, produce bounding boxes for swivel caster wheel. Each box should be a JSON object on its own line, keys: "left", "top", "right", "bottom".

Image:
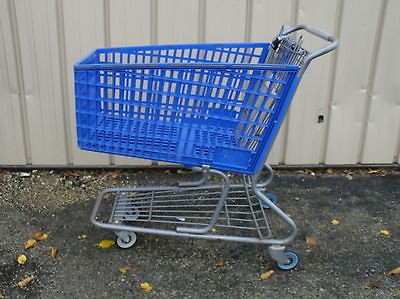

{"left": 116, "top": 232, "right": 137, "bottom": 249}
{"left": 276, "top": 250, "right": 299, "bottom": 270}
{"left": 262, "top": 192, "right": 279, "bottom": 209}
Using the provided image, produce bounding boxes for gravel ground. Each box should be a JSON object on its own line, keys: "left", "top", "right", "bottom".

{"left": 0, "top": 167, "right": 399, "bottom": 298}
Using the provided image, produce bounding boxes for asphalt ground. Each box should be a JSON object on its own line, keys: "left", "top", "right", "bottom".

{"left": 0, "top": 168, "right": 399, "bottom": 298}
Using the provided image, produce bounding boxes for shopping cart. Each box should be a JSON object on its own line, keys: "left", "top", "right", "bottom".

{"left": 74, "top": 25, "right": 338, "bottom": 270}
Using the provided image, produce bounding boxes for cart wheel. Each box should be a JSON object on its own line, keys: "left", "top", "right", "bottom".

{"left": 262, "top": 192, "right": 279, "bottom": 209}
{"left": 276, "top": 250, "right": 299, "bottom": 270}
{"left": 116, "top": 232, "right": 137, "bottom": 249}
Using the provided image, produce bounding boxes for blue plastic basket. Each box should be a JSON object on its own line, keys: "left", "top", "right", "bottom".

{"left": 74, "top": 43, "right": 300, "bottom": 174}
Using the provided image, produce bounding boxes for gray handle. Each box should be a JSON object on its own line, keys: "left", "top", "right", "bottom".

{"left": 282, "top": 25, "right": 339, "bottom": 75}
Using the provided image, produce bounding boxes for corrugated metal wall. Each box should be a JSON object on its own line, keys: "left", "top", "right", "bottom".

{"left": 1, "top": 0, "right": 399, "bottom": 167}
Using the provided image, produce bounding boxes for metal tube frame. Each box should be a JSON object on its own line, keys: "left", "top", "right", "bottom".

{"left": 88, "top": 25, "right": 338, "bottom": 265}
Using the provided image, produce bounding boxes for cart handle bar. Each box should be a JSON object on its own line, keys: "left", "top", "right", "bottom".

{"left": 282, "top": 25, "right": 339, "bottom": 76}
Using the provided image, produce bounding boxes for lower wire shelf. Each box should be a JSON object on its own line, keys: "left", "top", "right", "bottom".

{"left": 90, "top": 165, "right": 299, "bottom": 270}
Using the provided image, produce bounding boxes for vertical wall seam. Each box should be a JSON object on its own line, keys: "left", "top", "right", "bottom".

{"left": 197, "top": 0, "right": 206, "bottom": 43}
{"left": 150, "top": 0, "right": 158, "bottom": 44}
{"left": 55, "top": 0, "right": 73, "bottom": 165}
{"left": 291, "top": 0, "right": 299, "bottom": 26}
{"left": 7, "top": 0, "right": 31, "bottom": 164}
{"left": 103, "top": 0, "right": 113, "bottom": 165}
{"left": 282, "top": 0, "right": 299, "bottom": 164}
{"left": 320, "top": 0, "right": 343, "bottom": 164}
{"left": 104, "top": 0, "right": 111, "bottom": 47}
{"left": 395, "top": 119, "right": 400, "bottom": 163}
{"left": 357, "top": 0, "right": 387, "bottom": 163}
{"left": 244, "top": 0, "right": 253, "bottom": 42}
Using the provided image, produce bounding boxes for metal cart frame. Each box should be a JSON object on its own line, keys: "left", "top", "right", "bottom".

{"left": 75, "top": 25, "right": 338, "bottom": 270}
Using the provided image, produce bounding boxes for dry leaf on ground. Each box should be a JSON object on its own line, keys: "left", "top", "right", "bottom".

{"left": 97, "top": 240, "right": 115, "bottom": 249}
{"left": 35, "top": 231, "right": 48, "bottom": 241}
{"left": 17, "top": 275, "right": 34, "bottom": 288}
{"left": 66, "top": 171, "right": 80, "bottom": 177}
{"left": 306, "top": 236, "right": 317, "bottom": 246}
{"left": 145, "top": 234, "right": 153, "bottom": 241}
{"left": 140, "top": 282, "right": 153, "bottom": 292}
{"left": 305, "top": 249, "right": 313, "bottom": 253}
{"left": 331, "top": 219, "right": 340, "bottom": 225}
{"left": 17, "top": 255, "right": 27, "bottom": 265}
{"left": 24, "top": 239, "right": 37, "bottom": 250}
{"left": 79, "top": 234, "right": 88, "bottom": 239}
{"left": 51, "top": 247, "right": 57, "bottom": 260}
{"left": 211, "top": 228, "right": 217, "bottom": 233}
{"left": 118, "top": 266, "right": 133, "bottom": 274}
{"left": 379, "top": 230, "right": 390, "bottom": 236}
{"left": 215, "top": 261, "right": 225, "bottom": 267}
{"left": 387, "top": 267, "right": 400, "bottom": 275}
{"left": 260, "top": 270, "right": 274, "bottom": 280}
{"left": 369, "top": 278, "right": 381, "bottom": 289}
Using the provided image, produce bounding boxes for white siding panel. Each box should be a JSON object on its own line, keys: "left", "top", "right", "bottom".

{"left": 109, "top": 0, "right": 151, "bottom": 46}
{"left": 157, "top": 0, "right": 199, "bottom": 44}
{"left": 284, "top": 0, "right": 338, "bottom": 164}
{"left": 325, "top": 0, "right": 382, "bottom": 164}
{"left": 63, "top": 0, "right": 110, "bottom": 166}
{"left": 250, "top": 0, "right": 292, "bottom": 41}
{"left": 205, "top": 0, "right": 247, "bottom": 42}
{"left": 15, "top": 0, "right": 67, "bottom": 165}
{"left": 0, "top": 0, "right": 26, "bottom": 164}
{"left": 0, "top": 0, "right": 399, "bottom": 167}
{"left": 361, "top": 0, "right": 400, "bottom": 164}
{"left": 109, "top": 0, "right": 152, "bottom": 166}
{"left": 250, "top": 0, "right": 293, "bottom": 165}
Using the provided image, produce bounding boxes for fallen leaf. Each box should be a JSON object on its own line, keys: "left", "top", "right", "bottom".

{"left": 395, "top": 288, "right": 400, "bottom": 295}
{"left": 17, "top": 275, "right": 34, "bottom": 288}
{"left": 387, "top": 267, "right": 400, "bottom": 275}
{"left": 305, "top": 249, "right": 313, "bottom": 253}
{"left": 306, "top": 236, "right": 317, "bottom": 246}
{"left": 51, "top": 247, "right": 57, "bottom": 260}
{"left": 109, "top": 171, "right": 120, "bottom": 179}
{"left": 368, "top": 169, "right": 379, "bottom": 174}
{"left": 145, "top": 234, "right": 153, "bottom": 241}
{"left": 331, "top": 219, "right": 340, "bottom": 225}
{"left": 215, "top": 261, "right": 225, "bottom": 267}
{"left": 140, "top": 282, "right": 153, "bottom": 292}
{"left": 326, "top": 168, "right": 334, "bottom": 174}
{"left": 369, "top": 278, "right": 381, "bottom": 289}
{"left": 17, "top": 255, "right": 27, "bottom": 265}
{"left": 118, "top": 266, "right": 133, "bottom": 274}
{"left": 24, "top": 239, "right": 37, "bottom": 250}
{"left": 79, "top": 234, "right": 88, "bottom": 239}
{"left": 296, "top": 169, "right": 309, "bottom": 174}
{"left": 66, "top": 171, "right": 80, "bottom": 177}
{"left": 35, "top": 231, "right": 48, "bottom": 241}
{"left": 260, "top": 269, "right": 274, "bottom": 280}
{"left": 379, "top": 230, "right": 390, "bottom": 236}
{"left": 211, "top": 228, "right": 217, "bottom": 233}
{"left": 97, "top": 240, "right": 115, "bottom": 249}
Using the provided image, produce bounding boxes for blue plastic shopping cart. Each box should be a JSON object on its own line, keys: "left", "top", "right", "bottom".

{"left": 74, "top": 25, "right": 338, "bottom": 270}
